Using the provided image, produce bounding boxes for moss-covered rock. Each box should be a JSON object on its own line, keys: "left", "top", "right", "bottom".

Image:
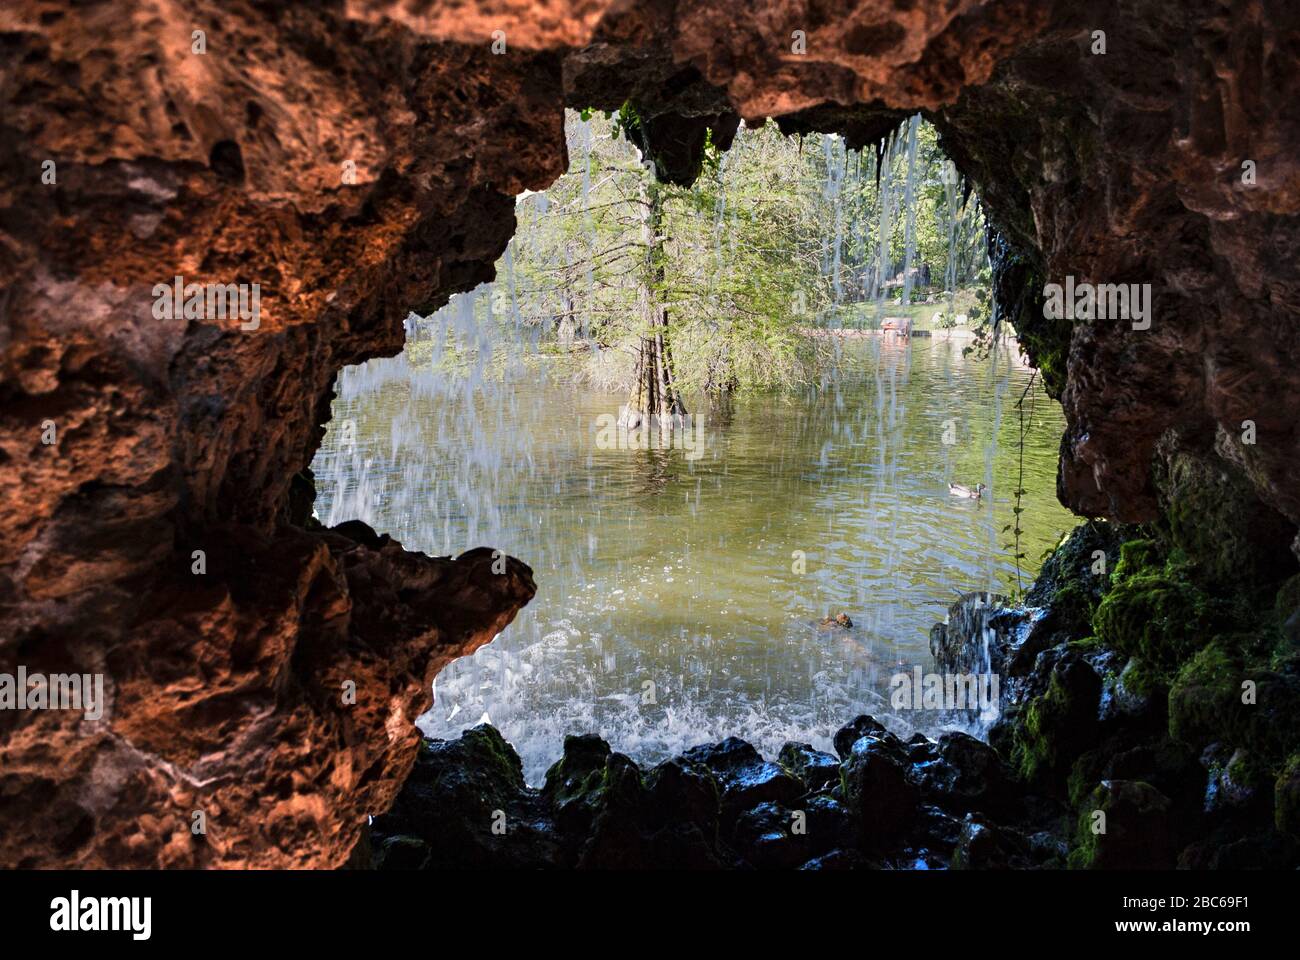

{"left": 1274, "top": 574, "right": 1300, "bottom": 663}
{"left": 371, "top": 725, "right": 557, "bottom": 869}
{"left": 1168, "top": 639, "right": 1248, "bottom": 748}
{"left": 1011, "top": 652, "right": 1102, "bottom": 788}
{"left": 1091, "top": 569, "right": 1225, "bottom": 673}
{"left": 1168, "top": 638, "right": 1300, "bottom": 764}
{"left": 1024, "top": 520, "right": 1137, "bottom": 636}
{"left": 542, "top": 733, "right": 614, "bottom": 837}
{"left": 1153, "top": 445, "right": 1298, "bottom": 591}
{"left": 1068, "top": 780, "right": 1175, "bottom": 869}
{"left": 1110, "top": 538, "right": 1162, "bottom": 583}
{"left": 778, "top": 741, "right": 841, "bottom": 793}
{"left": 1275, "top": 754, "right": 1300, "bottom": 839}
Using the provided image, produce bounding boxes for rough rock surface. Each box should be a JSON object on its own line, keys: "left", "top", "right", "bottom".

{"left": 2, "top": 0, "right": 1298, "bottom": 867}
{"left": 936, "top": 522, "right": 1300, "bottom": 869}
{"left": 366, "top": 720, "right": 1053, "bottom": 870}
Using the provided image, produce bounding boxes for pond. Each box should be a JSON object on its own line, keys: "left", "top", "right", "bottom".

{"left": 312, "top": 316, "right": 1076, "bottom": 783}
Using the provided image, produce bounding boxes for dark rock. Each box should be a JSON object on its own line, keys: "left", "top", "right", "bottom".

{"left": 542, "top": 733, "right": 614, "bottom": 840}
{"left": 798, "top": 849, "right": 873, "bottom": 870}
{"left": 1010, "top": 651, "right": 1103, "bottom": 789}
{"left": 840, "top": 735, "right": 919, "bottom": 848}
{"left": 1069, "top": 780, "right": 1175, "bottom": 869}
{"left": 1201, "top": 746, "right": 1263, "bottom": 818}
{"left": 906, "top": 734, "right": 939, "bottom": 763}
{"left": 732, "top": 802, "right": 808, "bottom": 870}
{"left": 681, "top": 738, "right": 803, "bottom": 822}
{"left": 373, "top": 835, "right": 430, "bottom": 871}
{"left": 914, "top": 804, "right": 965, "bottom": 853}
{"left": 643, "top": 756, "right": 721, "bottom": 838}
{"left": 833, "top": 714, "right": 890, "bottom": 760}
{"left": 372, "top": 726, "right": 557, "bottom": 869}
{"left": 912, "top": 731, "right": 1014, "bottom": 815}
{"left": 951, "top": 814, "right": 1030, "bottom": 869}
{"left": 1277, "top": 754, "right": 1300, "bottom": 839}
{"left": 778, "top": 741, "right": 841, "bottom": 793}
{"left": 1027, "top": 831, "right": 1068, "bottom": 866}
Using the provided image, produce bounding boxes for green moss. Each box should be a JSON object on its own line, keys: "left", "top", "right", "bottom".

{"left": 1273, "top": 574, "right": 1300, "bottom": 668}
{"left": 1067, "top": 749, "right": 1107, "bottom": 809}
{"left": 1092, "top": 571, "right": 1225, "bottom": 675}
{"left": 1168, "top": 638, "right": 1243, "bottom": 747}
{"left": 451, "top": 725, "right": 526, "bottom": 794}
{"left": 1276, "top": 753, "right": 1300, "bottom": 838}
{"left": 1111, "top": 538, "right": 1162, "bottom": 582}
{"left": 1067, "top": 780, "right": 1173, "bottom": 869}
{"left": 543, "top": 734, "right": 613, "bottom": 810}
{"left": 1011, "top": 659, "right": 1101, "bottom": 787}
{"left": 1154, "top": 449, "right": 1298, "bottom": 591}
{"left": 1120, "top": 655, "right": 1169, "bottom": 701}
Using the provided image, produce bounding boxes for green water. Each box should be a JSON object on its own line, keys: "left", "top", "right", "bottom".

{"left": 313, "top": 328, "right": 1076, "bottom": 782}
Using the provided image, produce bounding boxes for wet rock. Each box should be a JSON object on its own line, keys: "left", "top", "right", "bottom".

{"left": 572, "top": 752, "right": 650, "bottom": 869}
{"left": 913, "top": 804, "right": 965, "bottom": 855}
{"left": 372, "top": 726, "right": 557, "bottom": 869}
{"left": 1202, "top": 746, "right": 1263, "bottom": 817}
{"left": 373, "top": 835, "right": 430, "bottom": 871}
{"left": 1069, "top": 780, "right": 1175, "bottom": 870}
{"left": 1011, "top": 651, "right": 1102, "bottom": 789}
{"left": 1097, "top": 657, "right": 1160, "bottom": 725}
{"left": 1027, "top": 831, "right": 1069, "bottom": 866}
{"left": 798, "top": 849, "right": 874, "bottom": 870}
{"left": 951, "top": 814, "right": 1030, "bottom": 869}
{"left": 778, "top": 741, "right": 841, "bottom": 793}
{"left": 681, "top": 738, "right": 803, "bottom": 823}
{"left": 912, "top": 731, "right": 1014, "bottom": 815}
{"left": 542, "top": 733, "right": 613, "bottom": 838}
{"left": 643, "top": 756, "right": 721, "bottom": 839}
{"left": 928, "top": 591, "right": 1025, "bottom": 676}
{"left": 840, "top": 735, "right": 919, "bottom": 847}
{"left": 537, "top": 736, "right": 727, "bottom": 869}
{"left": 906, "top": 733, "right": 939, "bottom": 763}
{"left": 833, "top": 714, "right": 889, "bottom": 760}
{"left": 732, "top": 802, "right": 809, "bottom": 870}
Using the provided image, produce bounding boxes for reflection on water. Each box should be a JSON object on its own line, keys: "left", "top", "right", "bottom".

{"left": 313, "top": 314, "right": 1077, "bottom": 783}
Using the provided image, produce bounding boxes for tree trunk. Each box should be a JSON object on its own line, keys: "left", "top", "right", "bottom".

{"left": 621, "top": 176, "right": 686, "bottom": 429}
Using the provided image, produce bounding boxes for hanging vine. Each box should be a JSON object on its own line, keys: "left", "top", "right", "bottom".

{"left": 1003, "top": 368, "right": 1038, "bottom": 599}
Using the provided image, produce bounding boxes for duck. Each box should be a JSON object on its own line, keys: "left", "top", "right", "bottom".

{"left": 948, "top": 482, "right": 986, "bottom": 499}
{"left": 819, "top": 613, "right": 853, "bottom": 629}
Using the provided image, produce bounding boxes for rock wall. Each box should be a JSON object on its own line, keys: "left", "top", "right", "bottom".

{"left": 2, "top": 0, "right": 1297, "bottom": 867}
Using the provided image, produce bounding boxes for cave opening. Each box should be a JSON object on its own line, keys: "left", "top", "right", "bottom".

{"left": 310, "top": 108, "right": 1073, "bottom": 783}
{"left": 7, "top": 0, "right": 1300, "bottom": 878}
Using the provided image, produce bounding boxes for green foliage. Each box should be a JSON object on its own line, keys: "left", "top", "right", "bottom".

{"left": 493, "top": 109, "right": 989, "bottom": 395}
